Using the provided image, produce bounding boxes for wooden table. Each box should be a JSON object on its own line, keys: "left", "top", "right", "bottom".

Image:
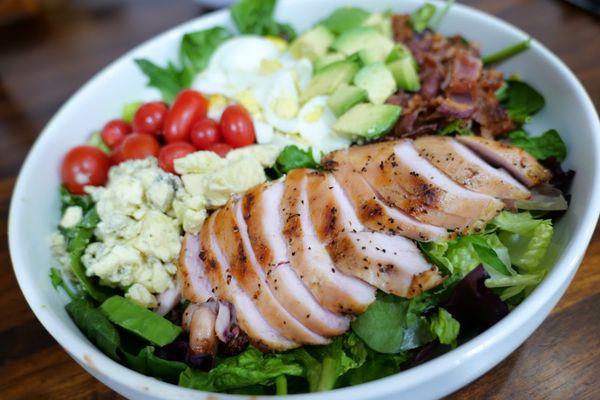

{"left": 0, "top": 0, "right": 598, "bottom": 398}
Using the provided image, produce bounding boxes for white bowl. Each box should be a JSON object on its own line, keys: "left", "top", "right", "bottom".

{"left": 8, "top": 0, "right": 600, "bottom": 399}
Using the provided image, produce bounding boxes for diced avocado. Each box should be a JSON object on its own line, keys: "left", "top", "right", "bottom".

{"left": 333, "top": 103, "right": 402, "bottom": 140}
{"left": 314, "top": 52, "right": 346, "bottom": 72}
{"left": 289, "top": 25, "right": 335, "bottom": 61}
{"left": 353, "top": 62, "right": 397, "bottom": 105}
{"left": 387, "top": 58, "right": 421, "bottom": 92}
{"left": 301, "top": 59, "right": 360, "bottom": 102}
{"left": 362, "top": 12, "right": 393, "bottom": 38}
{"left": 332, "top": 27, "right": 394, "bottom": 64}
{"left": 321, "top": 7, "right": 370, "bottom": 35}
{"left": 327, "top": 84, "right": 368, "bottom": 117}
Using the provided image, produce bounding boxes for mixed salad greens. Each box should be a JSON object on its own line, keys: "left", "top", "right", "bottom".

{"left": 49, "top": 0, "right": 572, "bottom": 395}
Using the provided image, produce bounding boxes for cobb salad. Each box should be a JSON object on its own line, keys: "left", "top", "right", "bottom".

{"left": 49, "top": 0, "right": 573, "bottom": 395}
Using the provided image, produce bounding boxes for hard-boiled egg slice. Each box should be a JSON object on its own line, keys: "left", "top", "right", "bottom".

{"left": 257, "top": 70, "right": 300, "bottom": 134}
{"left": 297, "top": 96, "right": 352, "bottom": 155}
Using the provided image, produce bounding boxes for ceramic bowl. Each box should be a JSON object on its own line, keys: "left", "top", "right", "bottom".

{"left": 9, "top": 0, "right": 600, "bottom": 398}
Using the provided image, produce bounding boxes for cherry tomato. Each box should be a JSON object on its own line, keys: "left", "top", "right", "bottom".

{"left": 163, "top": 90, "right": 208, "bottom": 143}
{"left": 220, "top": 104, "right": 256, "bottom": 148}
{"left": 116, "top": 133, "right": 160, "bottom": 162}
{"left": 132, "top": 101, "right": 168, "bottom": 136}
{"left": 100, "top": 119, "right": 131, "bottom": 149}
{"left": 158, "top": 142, "right": 196, "bottom": 173}
{"left": 190, "top": 118, "right": 222, "bottom": 150}
{"left": 206, "top": 142, "right": 232, "bottom": 158}
{"left": 61, "top": 145, "right": 110, "bottom": 194}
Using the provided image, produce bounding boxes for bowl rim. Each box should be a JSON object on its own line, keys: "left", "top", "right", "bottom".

{"left": 8, "top": 0, "right": 600, "bottom": 399}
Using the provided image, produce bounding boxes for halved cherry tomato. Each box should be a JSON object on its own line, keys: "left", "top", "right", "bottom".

{"left": 115, "top": 133, "right": 161, "bottom": 162}
{"left": 206, "top": 142, "right": 232, "bottom": 158}
{"left": 190, "top": 118, "right": 222, "bottom": 150}
{"left": 163, "top": 90, "right": 208, "bottom": 143}
{"left": 158, "top": 142, "right": 196, "bottom": 174}
{"left": 100, "top": 119, "right": 131, "bottom": 149}
{"left": 220, "top": 104, "right": 255, "bottom": 148}
{"left": 61, "top": 145, "right": 110, "bottom": 194}
{"left": 132, "top": 101, "right": 168, "bottom": 136}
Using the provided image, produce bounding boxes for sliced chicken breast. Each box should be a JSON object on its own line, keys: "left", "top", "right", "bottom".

{"left": 325, "top": 160, "right": 449, "bottom": 241}
{"left": 212, "top": 198, "right": 329, "bottom": 345}
{"left": 305, "top": 170, "right": 443, "bottom": 297}
{"left": 415, "top": 136, "right": 531, "bottom": 200}
{"left": 456, "top": 136, "right": 552, "bottom": 187}
{"left": 199, "top": 211, "right": 298, "bottom": 351}
{"left": 178, "top": 233, "right": 212, "bottom": 304}
{"left": 282, "top": 169, "right": 376, "bottom": 314}
{"left": 326, "top": 140, "right": 504, "bottom": 233}
{"left": 242, "top": 182, "right": 350, "bottom": 336}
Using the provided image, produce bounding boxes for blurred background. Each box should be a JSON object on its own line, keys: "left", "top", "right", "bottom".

{"left": 0, "top": 0, "right": 598, "bottom": 399}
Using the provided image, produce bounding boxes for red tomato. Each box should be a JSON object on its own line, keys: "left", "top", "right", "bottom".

{"left": 61, "top": 145, "right": 110, "bottom": 194}
{"left": 132, "top": 101, "right": 168, "bottom": 136}
{"left": 100, "top": 119, "right": 131, "bottom": 149}
{"left": 158, "top": 142, "right": 196, "bottom": 173}
{"left": 220, "top": 104, "right": 256, "bottom": 148}
{"left": 190, "top": 118, "right": 222, "bottom": 150}
{"left": 117, "top": 133, "right": 161, "bottom": 162}
{"left": 163, "top": 90, "right": 208, "bottom": 143}
{"left": 206, "top": 142, "right": 232, "bottom": 158}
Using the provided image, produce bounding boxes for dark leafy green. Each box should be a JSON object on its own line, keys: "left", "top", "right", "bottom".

{"left": 122, "top": 346, "right": 187, "bottom": 383}
{"left": 230, "top": 0, "right": 296, "bottom": 40}
{"left": 134, "top": 59, "right": 191, "bottom": 104}
{"left": 59, "top": 186, "right": 94, "bottom": 213}
{"left": 180, "top": 27, "right": 233, "bottom": 78}
{"left": 508, "top": 129, "right": 567, "bottom": 162}
{"left": 321, "top": 7, "right": 370, "bottom": 35}
{"left": 49, "top": 267, "right": 77, "bottom": 300}
{"left": 66, "top": 298, "right": 121, "bottom": 360}
{"left": 178, "top": 347, "right": 303, "bottom": 392}
{"left": 271, "top": 145, "right": 320, "bottom": 178}
{"left": 351, "top": 292, "right": 435, "bottom": 354}
{"left": 100, "top": 296, "right": 181, "bottom": 346}
{"left": 499, "top": 79, "right": 545, "bottom": 124}
{"left": 482, "top": 39, "right": 531, "bottom": 65}
{"left": 409, "top": 3, "right": 436, "bottom": 33}
{"left": 61, "top": 207, "right": 115, "bottom": 303}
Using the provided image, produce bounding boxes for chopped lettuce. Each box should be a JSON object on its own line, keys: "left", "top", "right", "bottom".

{"left": 269, "top": 145, "right": 320, "bottom": 178}
{"left": 429, "top": 308, "right": 460, "bottom": 346}
{"left": 508, "top": 129, "right": 567, "bottom": 162}
{"left": 178, "top": 347, "right": 304, "bottom": 393}
{"left": 351, "top": 292, "right": 436, "bottom": 354}
{"left": 498, "top": 79, "right": 545, "bottom": 124}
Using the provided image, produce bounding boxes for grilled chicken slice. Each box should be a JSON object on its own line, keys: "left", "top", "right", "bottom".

{"left": 199, "top": 211, "right": 298, "bottom": 351}
{"left": 212, "top": 197, "right": 329, "bottom": 345}
{"left": 456, "top": 136, "right": 552, "bottom": 187}
{"left": 415, "top": 136, "right": 531, "bottom": 200}
{"left": 178, "top": 233, "right": 212, "bottom": 304}
{"left": 242, "top": 182, "right": 350, "bottom": 337}
{"left": 282, "top": 169, "right": 376, "bottom": 314}
{"left": 326, "top": 140, "right": 504, "bottom": 233}
{"left": 305, "top": 170, "right": 443, "bottom": 297}
{"left": 326, "top": 160, "right": 449, "bottom": 241}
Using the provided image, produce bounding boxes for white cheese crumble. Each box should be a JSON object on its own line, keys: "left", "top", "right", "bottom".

{"left": 59, "top": 206, "right": 83, "bottom": 228}
{"left": 83, "top": 158, "right": 182, "bottom": 307}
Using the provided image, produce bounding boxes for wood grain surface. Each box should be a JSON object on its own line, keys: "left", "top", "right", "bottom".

{"left": 0, "top": 0, "right": 598, "bottom": 399}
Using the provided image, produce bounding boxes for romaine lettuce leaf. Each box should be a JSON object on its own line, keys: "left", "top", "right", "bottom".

{"left": 230, "top": 0, "right": 296, "bottom": 40}
{"left": 178, "top": 347, "right": 303, "bottom": 392}
{"left": 508, "top": 129, "right": 567, "bottom": 162}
